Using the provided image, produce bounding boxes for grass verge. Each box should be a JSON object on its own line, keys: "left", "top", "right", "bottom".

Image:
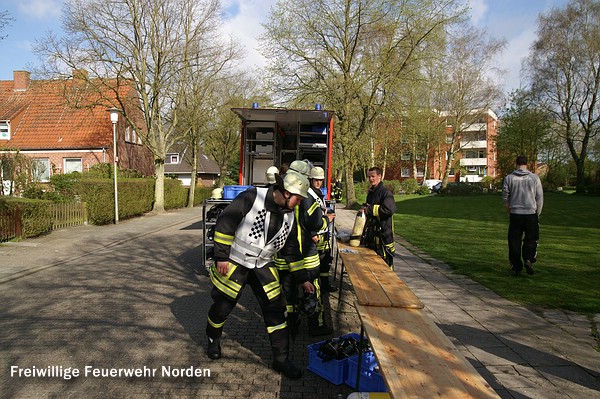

{"left": 388, "top": 192, "right": 599, "bottom": 314}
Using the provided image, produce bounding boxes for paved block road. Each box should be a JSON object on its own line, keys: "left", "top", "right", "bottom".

{"left": 0, "top": 205, "right": 599, "bottom": 398}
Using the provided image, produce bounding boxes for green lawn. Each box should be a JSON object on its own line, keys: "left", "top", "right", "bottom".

{"left": 388, "top": 192, "right": 600, "bottom": 314}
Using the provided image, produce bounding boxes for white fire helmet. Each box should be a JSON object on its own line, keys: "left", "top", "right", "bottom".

{"left": 309, "top": 166, "right": 325, "bottom": 180}
{"left": 289, "top": 160, "right": 312, "bottom": 177}
{"left": 282, "top": 170, "right": 309, "bottom": 198}
{"left": 266, "top": 166, "right": 279, "bottom": 184}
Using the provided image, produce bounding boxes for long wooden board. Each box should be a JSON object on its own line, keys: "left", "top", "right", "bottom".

{"left": 338, "top": 243, "right": 423, "bottom": 309}
{"left": 356, "top": 305, "right": 500, "bottom": 399}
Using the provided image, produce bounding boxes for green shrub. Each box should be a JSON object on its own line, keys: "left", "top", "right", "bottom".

{"left": 49, "top": 172, "right": 82, "bottom": 200}
{"left": 164, "top": 179, "right": 187, "bottom": 209}
{"left": 400, "top": 178, "right": 419, "bottom": 194}
{"left": 75, "top": 179, "right": 154, "bottom": 225}
{"left": 416, "top": 185, "right": 430, "bottom": 195}
{"left": 194, "top": 186, "right": 213, "bottom": 206}
{"left": 0, "top": 197, "right": 52, "bottom": 238}
{"left": 440, "top": 182, "right": 484, "bottom": 196}
{"left": 384, "top": 180, "right": 402, "bottom": 195}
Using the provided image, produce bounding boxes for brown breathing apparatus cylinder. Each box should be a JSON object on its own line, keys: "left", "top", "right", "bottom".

{"left": 349, "top": 210, "right": 366, "bottom": 247}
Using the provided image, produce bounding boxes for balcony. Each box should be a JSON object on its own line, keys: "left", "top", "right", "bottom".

{"left": 460, "top": 140, "right": 488, "bottom": 149}
{"left": 460, "top": 158, "right": 487, "bottom": 166}
{"left": 460, "top": 122, "right": 486, "bottom": 131}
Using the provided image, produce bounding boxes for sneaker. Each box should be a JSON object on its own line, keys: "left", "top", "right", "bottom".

{"left": 309, "top": 324, "right": 333, "bottom": 337}
{"left": 272, "top": 358, "right": 302, "bottom": 379}
{"left": 206, "top": 337, "right": 221, "bottom": 360}
{"left": 524, "top": 260, "right": 534, "bottom": 275}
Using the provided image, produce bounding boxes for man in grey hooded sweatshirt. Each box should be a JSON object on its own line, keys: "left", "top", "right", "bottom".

{"left": 502, "top": 155, "right": 544, "bottom": 276}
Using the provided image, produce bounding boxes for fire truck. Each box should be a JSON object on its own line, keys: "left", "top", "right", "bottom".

{"left": 231, "top": 104, "right": 335, "bottom": 197}
{"left": 201, "top": 104, "right": 336, "bottom": 270}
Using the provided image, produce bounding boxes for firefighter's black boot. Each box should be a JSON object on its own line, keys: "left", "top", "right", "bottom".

{"left": 271, "top": 335, "right": 302, "bottom": 379}
{"left": 206, "top": 337, "right": 221, "bottom": 360}
{"left": 320, "top": 277, "right": 337, "bottom": 292}
{"left": 272, "top": 358, "right": 302, "bottom": 379}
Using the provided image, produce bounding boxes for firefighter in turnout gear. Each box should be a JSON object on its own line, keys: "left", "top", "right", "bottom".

{"left": 308, "top": 167, "right": 336, "bottom": 292}
{"left": 205, "top": 169, "right": 314, "bottom": 380}
{"left": 275, "top": 161, "right": 333, "bottom": 338}
{"left": 361, "top": 167, "right": 397, "bottom": 268}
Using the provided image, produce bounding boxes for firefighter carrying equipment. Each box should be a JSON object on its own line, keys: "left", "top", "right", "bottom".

{"left": 218, "top": 188, "right": 295, "bottom": 269}
{"left": 309, "top": 166, "right": 325, "bottom": 180}
{"left": 349, "top": 210, "right": 366, "bottom": 247}
{"left": 266, "top": 166, "right": 279, "bottom": 184}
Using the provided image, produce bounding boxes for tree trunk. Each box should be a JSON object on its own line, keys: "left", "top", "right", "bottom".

{"left": 345, "top": 163, "right": 357, "bottom": 207}
{"left": 153, "top": 163, "right": 166, "bottom": 213}
{"left": 187, "top": 144, "right": 198, "bottom": 208}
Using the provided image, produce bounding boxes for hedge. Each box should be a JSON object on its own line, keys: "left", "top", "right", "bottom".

{"left": 0, "top": 197, "right": 53, "bottom": 238}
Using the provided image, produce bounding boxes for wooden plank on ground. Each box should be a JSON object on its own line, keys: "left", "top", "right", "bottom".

{"left": 356, "top": 305, "right": 500, "bottom": 399}
{"left": 338, "top": 243, "right": 423, "bottom": 309}
{"left": 341, "top": 248, "right": 392, "bottom": 306}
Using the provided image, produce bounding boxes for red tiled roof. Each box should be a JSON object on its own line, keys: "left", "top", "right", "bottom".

{"left": 0, "top": 76, "right": 130, "bottom": 150}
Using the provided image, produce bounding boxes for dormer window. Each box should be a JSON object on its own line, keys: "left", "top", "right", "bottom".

{"left": 0, "top": 120, "right": 10, "bottom": 140}
{"left": 166, "top": 153, "right": 179, "bottom": 164}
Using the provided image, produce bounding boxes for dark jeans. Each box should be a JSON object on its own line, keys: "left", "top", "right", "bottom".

{"left": 508, "top": 213, "right": 539, "bottom": 271}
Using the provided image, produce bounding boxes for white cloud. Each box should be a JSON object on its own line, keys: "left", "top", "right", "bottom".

{"left": 220, "top": 0, "right": 276, "bottom": 69}
{"left": 468, "top": 0, "right": 488, "bottom": 26}
{"left": 499, "top": 28, "right": 537, "bottom": 92}
{"left": 17, "top": 0, "right": 62, "bottom": 20}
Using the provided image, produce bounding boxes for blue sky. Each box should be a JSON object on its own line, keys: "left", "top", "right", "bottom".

{"left": 0, "top": 0, "right": 569, "bottom": 95}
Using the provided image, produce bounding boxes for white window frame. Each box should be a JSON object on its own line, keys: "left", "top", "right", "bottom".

{"left": 64, "top": 158, "right": 82, "bottom": 174}
{"left": 0, "top": 120, "right": 10, "bottom": 140}
{"left": 33, "top": 158, "right": 51, "bottom": 181}
{"left": 166, "top": 153, "right": 179, "bottom": 164}
{"left": 401, "top": 168, "right": 410, "bottom": 177}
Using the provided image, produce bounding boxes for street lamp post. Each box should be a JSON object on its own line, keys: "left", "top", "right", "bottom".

{"left": 107, "top": 108, "right": 120, "bottom": 224}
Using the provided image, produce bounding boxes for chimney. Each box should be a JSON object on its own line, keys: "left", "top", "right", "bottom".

{"left": 13, "top": 70, "right": 31, "bottom": 91}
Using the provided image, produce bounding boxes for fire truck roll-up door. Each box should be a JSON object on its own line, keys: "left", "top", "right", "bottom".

{"left": 231, "top": 106, "right": 334, "bottom": 199}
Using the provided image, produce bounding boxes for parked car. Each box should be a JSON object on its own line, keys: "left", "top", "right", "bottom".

{"left": 423, "top": 179, "right": 442, "bottom": 193}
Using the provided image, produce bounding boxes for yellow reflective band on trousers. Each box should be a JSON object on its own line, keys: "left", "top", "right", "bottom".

{"left": 385, "top": 242, "right": 396, "bottom": 253}
{"left": 316, "top": 235, "right": 330, "bottom": 250}
{"left": 207, "top": 315, "right": 225, "bottom": 329}
{"left": 373, "top": 204, "right": 380, "bottom": 218}
{"left": 303, "top": 253, "right": 320, "bottom": 270}
{"left": 286, "top": 304, "right": 297, "bottom": 313}
{"left": 214, "top": 231, "right": 234, "bottom": 246}
{"left": 267, "top": 321, "right": 287, "bottom": 334}
{"left": 263, "top": 268, "right": 282, "bottom": 301}
{"left": 209, "top": 263, "right": 241, "bottom": 299}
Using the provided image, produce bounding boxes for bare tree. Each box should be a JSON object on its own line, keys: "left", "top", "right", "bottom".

{"left": 432, "top": 25, "right": 506, "bottom": 188}
{"left": 261, "top": 0, "right": 465, "bottom": 206}
{"left": 525, "top": 0, "right": 600, "bottom": 193}
{"left": 0, "top": 10, "right": 13, "bottom": 41}
{"left": 201, "top": 73, "right": 270, "bottom": 188}
{"left": 34, "top": 0, "right": 238, "bottom": 212}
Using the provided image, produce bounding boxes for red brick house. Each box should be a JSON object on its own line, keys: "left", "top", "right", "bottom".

{"left": 386, "top": 109, "right": 499, "bottom": 183}
{"left": 0, "top": 70, "right": 153, "bottom": 191}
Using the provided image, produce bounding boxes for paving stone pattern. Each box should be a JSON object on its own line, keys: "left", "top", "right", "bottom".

{"left": 0, "top": 205, "right": 599, "bottom": 399}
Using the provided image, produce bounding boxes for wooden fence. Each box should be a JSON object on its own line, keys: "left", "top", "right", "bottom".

{"left": 0, "top": 207, "right": 22, "bottom": 242}
{"left": 0, "top": 202, "right": 87, "bottom": 242}
{"left": 50, "top": 202, "right": 88, "bottom": 230}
